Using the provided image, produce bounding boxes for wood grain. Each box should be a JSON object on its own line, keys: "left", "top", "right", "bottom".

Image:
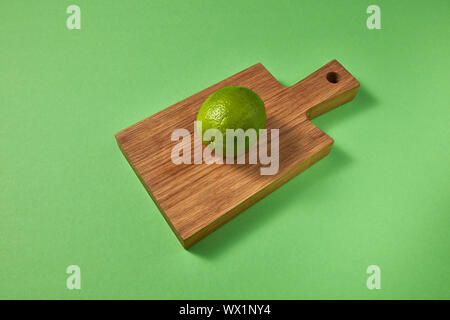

{"left": 115, "top": 60, "right": 360, "bottom": 249}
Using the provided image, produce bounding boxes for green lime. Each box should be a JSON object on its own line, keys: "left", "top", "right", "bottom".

{"left": 197, "top": 86, "right": 266, "bottom": 156}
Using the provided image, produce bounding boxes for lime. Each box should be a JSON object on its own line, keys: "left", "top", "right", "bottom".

{"left": 197, "top": 86, "right": 266, "bottom": 156}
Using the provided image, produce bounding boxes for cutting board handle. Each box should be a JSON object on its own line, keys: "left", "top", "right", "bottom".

{"left": 285, "top": 59, "right": 360, "bottom": 119}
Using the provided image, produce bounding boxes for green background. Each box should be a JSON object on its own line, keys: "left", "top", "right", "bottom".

{"left": 1, "top": 0, "right": 449, "bottom": 299}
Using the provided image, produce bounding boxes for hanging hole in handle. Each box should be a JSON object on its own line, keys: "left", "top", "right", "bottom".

{"left": 326, "top": 72, "right": 339, "bottom": 84}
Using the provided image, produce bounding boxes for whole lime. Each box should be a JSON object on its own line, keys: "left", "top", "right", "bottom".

{"left": 197, "top": 86, "right": 266, "bottom": 156}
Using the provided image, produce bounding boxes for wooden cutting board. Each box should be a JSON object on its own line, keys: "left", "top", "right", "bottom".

{"left": 115, "top": 59, "right": 360, "bottom": 249}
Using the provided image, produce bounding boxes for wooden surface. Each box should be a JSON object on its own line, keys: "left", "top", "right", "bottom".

{"left": 115, "top": 60, "right": 360, "bottom": 249}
